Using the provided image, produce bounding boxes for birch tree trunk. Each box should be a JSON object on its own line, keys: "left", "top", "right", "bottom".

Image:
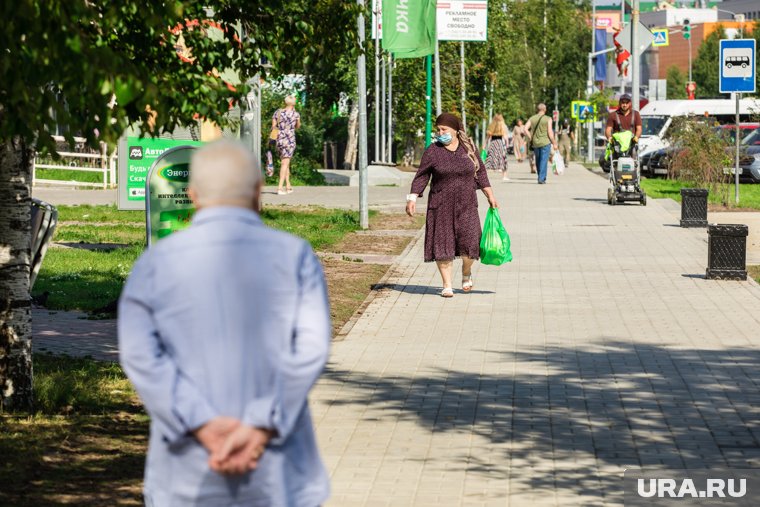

{"left": 343, "top": 100, "right": 359, "bottom": 170}
{"left": 0, "top": 138, "right": 33, "bottom": 411}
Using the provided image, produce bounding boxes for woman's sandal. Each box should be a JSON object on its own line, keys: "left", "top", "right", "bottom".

{"left": 462, "top": 274, "right": 474, "bottom": 292}
{"left": 440, "top": 287, "right": 454, "bottom": 298}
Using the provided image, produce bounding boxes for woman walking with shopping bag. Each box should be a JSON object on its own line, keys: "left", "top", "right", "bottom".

{"left": 406, "top": 113, "right": 499, "bottom": 298}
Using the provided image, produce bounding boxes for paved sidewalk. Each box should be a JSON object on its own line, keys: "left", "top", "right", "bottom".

{"left": 310, "top": 161, "right": 760, "bottom": 506}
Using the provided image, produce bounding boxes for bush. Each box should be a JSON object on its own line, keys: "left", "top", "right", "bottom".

{"left": 667, "top": 117, "right": 732, "bottom": 204}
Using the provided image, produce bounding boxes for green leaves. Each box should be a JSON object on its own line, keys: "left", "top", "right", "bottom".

{"left": 0, "top": 0, "right": 361, "bottom": 155}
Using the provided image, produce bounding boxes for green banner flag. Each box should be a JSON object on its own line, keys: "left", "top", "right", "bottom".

{"left": 382, "top": 0, "right": 437, "bottom": 58}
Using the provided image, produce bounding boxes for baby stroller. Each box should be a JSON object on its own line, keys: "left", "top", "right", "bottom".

{"left": 604, "top": 131, "right": 646, "bottom": 206}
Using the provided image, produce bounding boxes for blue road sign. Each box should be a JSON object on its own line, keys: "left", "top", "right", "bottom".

{"left": 719, "top": 39, "right": 756, "bottom": 94}
{"left": 578, "top": 104, "right": 595, "bottom": 122}
{"left": 652, "top": 29, "right": 669, "bottom": 47}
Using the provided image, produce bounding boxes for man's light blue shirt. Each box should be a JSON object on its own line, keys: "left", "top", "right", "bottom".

{"left": 118, "top": 206, "right": 331, "bottom": 507}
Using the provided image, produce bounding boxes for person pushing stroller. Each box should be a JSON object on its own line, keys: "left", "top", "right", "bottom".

{"left": 603, "top": 94, "right": 647, "bottom": 205}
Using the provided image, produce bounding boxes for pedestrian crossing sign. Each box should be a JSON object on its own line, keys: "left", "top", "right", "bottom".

{"left": 652, "top": 29, "right": 669, "bottom": 47}
{"left": 572, "top": 100, "right": 591, "bottom": 120}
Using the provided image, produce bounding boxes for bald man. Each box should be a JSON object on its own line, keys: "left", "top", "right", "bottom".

{"left": 118, "top": 140, "right": 331, "bottom": 506}
{"left": 524, "top": 103, "right": 559, "bottom": 184}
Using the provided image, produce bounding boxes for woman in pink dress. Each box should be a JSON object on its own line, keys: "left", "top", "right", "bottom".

{"left": 272, "top": 95, "right": 301, "bottom": 195}
{"left": 405, "top": 113, "right": 499, "bottom": 298}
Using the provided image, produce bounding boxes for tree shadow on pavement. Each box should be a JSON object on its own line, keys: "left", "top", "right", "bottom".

{"left": 323, "top": 340, "right": 760, "bottom": 499}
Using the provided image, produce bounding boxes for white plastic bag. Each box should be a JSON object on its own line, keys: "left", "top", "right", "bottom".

{"left": 552, "top": 152, "right": 565, "bottom": 175}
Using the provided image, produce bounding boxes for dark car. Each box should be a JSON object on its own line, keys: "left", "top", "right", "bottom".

{"left": 736, "top": 129, "right": 760, "bottom": 183}
{"left": 645, "top": 146, "right": 678, "bottom": 177}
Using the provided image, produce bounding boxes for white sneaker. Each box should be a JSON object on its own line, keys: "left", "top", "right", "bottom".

{"left": 502, "top": 177, "right": 510, "bottom": 182}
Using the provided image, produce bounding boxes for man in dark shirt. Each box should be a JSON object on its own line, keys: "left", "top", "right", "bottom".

{"left": 605, "top": 93, "right": 642, "bottom": 144}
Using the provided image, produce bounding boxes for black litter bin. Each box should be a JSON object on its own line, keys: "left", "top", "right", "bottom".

{"left": 30, "top": 198, "right": 58, "bottom": 289}
{"left": 680, "top": 188, "right": 708, "bottom": 228}
{"left": 706, "top": 223, "right": 748, "bottom": 281}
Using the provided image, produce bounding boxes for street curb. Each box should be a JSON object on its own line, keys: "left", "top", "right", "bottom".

{"left": 333, "top": 225, "right": 424, "bottom": 341}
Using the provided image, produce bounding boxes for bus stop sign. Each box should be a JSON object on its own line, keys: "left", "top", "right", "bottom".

{"left": 719, "top": 39, "right": 756, "bottom": 94}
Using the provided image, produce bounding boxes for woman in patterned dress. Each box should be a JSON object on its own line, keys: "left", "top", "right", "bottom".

{"left": 512, "top": 119, "right": 527, "bottom": 163}
{"left": 485, "top": 114, "right": 510, "bottom": 181}
{"left": 273, "top": 95, "right": 301, "bottom": 195}
{"left": 405, "top": 113, "right": 499, "bottom": 298}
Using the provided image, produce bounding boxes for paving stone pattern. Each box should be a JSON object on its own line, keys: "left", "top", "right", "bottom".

{"left": 310, "top": 162, "right": 760, "bottom": 506}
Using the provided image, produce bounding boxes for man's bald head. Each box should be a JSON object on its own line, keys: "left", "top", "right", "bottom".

{"left": 189, "top": 140, "right": 261, "bottom": 210}
{"left": 537, "top": 103, "right": 547, "bottom": 113}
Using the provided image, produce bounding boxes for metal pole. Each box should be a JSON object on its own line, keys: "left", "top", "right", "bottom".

{"left": 586, "top": 61, "right": 594, "bottom": 162}
{"left": 434, "top": 41, "right": 442, "bottom": 116}
{"left": 632, "top": 0, "right": 640, "bottom": 111}
{"left": 587, "top": 0, "right": 596, "bottom": 163}
{"left": 387, "top": 53, "right": 393, "bottom": 163}
{"left": 488, "top": 75, "right": 494, "bottom": 122}
{"left": 426, "top": 55, "right": 433, "bottom": 146}
{"left": 460, "top": 41, "right": 466, "bottom": 131}
{"left": 380, "top": 52, "right": 386, "bottom": 163}
{"left": 620, "top": 0, "right": 626, "bottom": 95}
{"left": 735, "top": 92, "right": 741, "bottom": 204}
{"left": 357, "top": 0, "right": 369, "bottom": 229}
{"left": 374, "top": 32, "right": 380, "bottom": 162}
{"left": 482, "top": 85, "right": 487, "bottom": 148}
{"left": 688, "top": 36, "right": 692, "bottom": 84}
{"left": 553, "top": 87, "right": 559, "bottom": 133}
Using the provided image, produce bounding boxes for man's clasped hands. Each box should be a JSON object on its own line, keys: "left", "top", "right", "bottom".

{"left": 194, "top": 416, "right": 275, "bottom": 475}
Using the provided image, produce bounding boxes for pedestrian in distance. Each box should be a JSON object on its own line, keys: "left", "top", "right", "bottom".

{"left": 118, "top": 140, "right": 331, "bottom": 506}
{"left": 524, "top": 103, "right": 559, "bottom": 184}
{"left": 406, "top": 112, "right": 499, "bottom": 298}
{"left": 558, "top": 118, "right": 575, "bottom": 163}
{"left": 485, "top": 114, "right": 510, "bottom": 182}
{"left": 512, "top": 119, "right": 527, "bottom": 163}
{"left": 273, "top": 95, "right": 301, "bottom": 195}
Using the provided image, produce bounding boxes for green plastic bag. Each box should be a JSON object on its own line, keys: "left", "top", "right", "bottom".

{"left": 479, "top": 208, "right": 512, "bottom": 266}
{"left": 480, "top": 148, "right": 487, "bottom": 161}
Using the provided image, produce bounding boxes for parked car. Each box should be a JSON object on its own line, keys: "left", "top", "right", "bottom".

{"left": 644, "top": 146, "right": 678, "bottom": 177}
{"left": 736, "top": 129, "right": 760, "bottom": 183}
{"left": 715, "top": 123, "right": 760, "bottom": 145}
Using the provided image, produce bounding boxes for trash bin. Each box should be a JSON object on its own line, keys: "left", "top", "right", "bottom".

{"left": 680, "top": 188, "right": 708, "bottom": 228}
{"left": 30, "top": 198, "right": 58, "bottom": 289}
{"left": 706, "top": 223, "right": 747, "bottom": 281}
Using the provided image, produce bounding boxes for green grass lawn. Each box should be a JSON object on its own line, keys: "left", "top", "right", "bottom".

{"left": 749, "top": 265, "right": 760, "bottom": 284}
{"left": 0, "top": 355, "right": 148, "bottom": 506}
{"left": 640, "top": 178, "right": 760, "bottom": 209}
{"left": 35, "top": 205, "right": 373, "bottom": 315}
{"left": 57, "top": 204, "right": 144, "bottom": 224}
{"left": 35, "top": 168, "right": 112, "bottom": 185}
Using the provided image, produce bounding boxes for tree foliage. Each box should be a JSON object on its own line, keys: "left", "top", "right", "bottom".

{"left": 666, "top": 65, "right": 688, "bottom": 99}
{"left": 0, "top": 1, "right": 361, "bottom": 154}
{"left": 692, "top": 26, "right": 726, "bottom": 99}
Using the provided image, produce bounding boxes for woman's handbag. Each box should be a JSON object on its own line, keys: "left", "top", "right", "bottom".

{"left": 480, "top": 208, "right": 512, "bottom": 266}
{"left": 269, "top": 109, "right": 281, "bottom": 141}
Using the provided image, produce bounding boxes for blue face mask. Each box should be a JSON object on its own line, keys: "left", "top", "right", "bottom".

{"left": 436, "top": 133, "right": 453, "bottom": 145}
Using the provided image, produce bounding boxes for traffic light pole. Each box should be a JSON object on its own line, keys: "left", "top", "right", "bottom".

{"left": 688, "top": 36, "right": 692, "bottom": 83}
